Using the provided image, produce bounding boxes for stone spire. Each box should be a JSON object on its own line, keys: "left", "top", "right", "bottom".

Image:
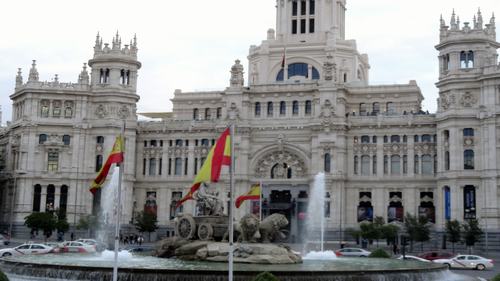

{"left": 28, "top": 60, "right": 39, "bottom": 82}
{"left": 477, "top": 8, "right": 483, "bottom": 29}
{"left": 94, "top": 32, "right": 103, "bottom": 52}
{"left": 491, "top": 12, "right": 496, "bottom": 25}
{"left": 450, "top": 9, "right": 457, "bottom": 29}
{"left": 112, "top": 31, "right": 121, "bottom": 50}
{"left": 230, "top": 59, "right": 244, "bottom": 87}
{"left": 78, "top": 63, "right": 89, "bottom": 84}
{"left": 15, "top": 68, "right": 23, "bottom": 87}
{"left": 440, "top": 14, "right": 446, "bottom": 28}
{"left": 53, "top": 74, "right": 59, "bottom": 84}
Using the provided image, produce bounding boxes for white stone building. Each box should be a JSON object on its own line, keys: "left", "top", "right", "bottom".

{"left": 0, "top": 1, "right": 499, "bottom": 244}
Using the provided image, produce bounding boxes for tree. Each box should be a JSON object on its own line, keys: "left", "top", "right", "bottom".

{"left": 55, "top": 209, "right": 69, "bottom": 241}
{"left": 134, "top": 211, "right": 158, "bottom": 241}
{"left": 404, "top": 213, "right": 431, "bottom": 252}
{"left": 76, "top": 215, "right": 98, "bottom": 238}
{"left": 381, "top": 224, "right": 400, "bottom": 245}
{"left": 462, "top": 219, "right": 483, "bottom": 254}
{"left": 24, "top": 212, "right": 57, "bottom": 240}
{"left": 445, "top": 220, "right": 461, "bottom": 253}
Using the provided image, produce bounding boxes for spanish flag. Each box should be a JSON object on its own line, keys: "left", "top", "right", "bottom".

{"left": 176, "top": 128, "right": 231, "bottom": 208}
{"left": 235, "top": 184, "right": 261, "bottom": 208}
{"left": 89, "top": 136, "right": 124, "bottom": 195}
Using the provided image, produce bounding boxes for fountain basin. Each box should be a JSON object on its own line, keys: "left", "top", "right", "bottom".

{"left": 0, "top": 254, "right": 478, "bottom": 281}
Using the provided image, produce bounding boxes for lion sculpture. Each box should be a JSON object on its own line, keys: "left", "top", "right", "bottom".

{"left": 238, "top": 214, "right": 261, "bottom": 243}
{"left": 259, "top": 213, "right": 289, "bottom": 243}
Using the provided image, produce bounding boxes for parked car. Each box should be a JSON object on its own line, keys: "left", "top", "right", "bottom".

{"left": 43, "top": 242, "right": 64, "bottom": 253}
{"left": 433, "top": 255, "right": 494, "bottom": 270}
{"left": 0, "top": 243, "right": 54, "bottom": 257}
{"left": 397, "top": 255, "right": 431, "bottom": 262}
{"left": 61, "top": 241, "right": 96, "bottom": 253}
{"left": 417, "top": 251, "right": 454, "bottom": 261}
{"left": 76, "top": 239, "right": 107, "bottom": 252}
{"left": 335, "top": 248, "right": 371, "bottom": 257}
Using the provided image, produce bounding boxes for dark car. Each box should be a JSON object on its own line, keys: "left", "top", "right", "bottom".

{"left": 417, "top": 251, "right": 454, "bottom": 261}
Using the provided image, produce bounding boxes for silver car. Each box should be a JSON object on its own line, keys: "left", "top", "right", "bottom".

{"left": 335, "top": 248, "right": 371, "bottom": 257}
{"left": 433, "top": 255, "right": 494, "bottom": 270}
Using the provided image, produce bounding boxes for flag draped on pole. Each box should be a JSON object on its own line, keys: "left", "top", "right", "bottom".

{"left": 176, "top": 128, "right": 231, "bottom": 208}
{"left": 89, "top": 136, "right": 124, "bottom": 195}
{"left": 235, "top": 184, "right": 261, "bottom": 208}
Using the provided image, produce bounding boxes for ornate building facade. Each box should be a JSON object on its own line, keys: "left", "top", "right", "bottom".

{"left": 1, "top": 1, "right": 499, "bottom": 241}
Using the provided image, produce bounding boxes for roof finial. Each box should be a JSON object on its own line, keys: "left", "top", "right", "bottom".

{"left": 477, "top": 8, "right": 483, "bottom": 29}
{"left": 28, "top": 60, "right": 39, "bottom": 82}
{"left": 16, "top": 68, "right": 23, "bottom": 87}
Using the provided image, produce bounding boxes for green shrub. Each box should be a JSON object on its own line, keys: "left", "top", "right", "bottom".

{"left": 491, "top": 274, "right": 500, "bottom": 281}
{"left": 0, "top": 270, "right": 9, "bottom": 281}
{"left": 368, "top": 248, "right": 391, "bottom": 258}
{"left": 253, "top": 272, "right": 280, "bottom": 281}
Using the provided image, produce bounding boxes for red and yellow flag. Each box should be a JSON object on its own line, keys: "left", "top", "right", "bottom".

{"left": 176, "top": 128, "right": 231, "bottom": 208}
{"left": 89, "top": 136, "right": 124, "bottom": 195}
{"left": 235, "top": 184, "right": 261, "bottom": 208}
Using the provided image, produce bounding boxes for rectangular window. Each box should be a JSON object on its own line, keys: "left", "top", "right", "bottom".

{"left": 144, "top": 141, "right": 147, "bottom": 147}
{"left": 414, "top": 155, "right": 419, "bottom": 174}
{"left": 309, "top": 0, "right": 315, "bottom": 15}
{"left": 403, "top": 155, "right": 408, "bottom": 174}
{"left": 175, "top": 158, "right": 182, "bottom": 175}
{"left": 159, "top": 158, "right": 162, "bottom": 175}
{"left": 194, "top": 158, "right": 198, "bottom": 175}
{"left": 168, "top": 158, "right": 172, "bottom": 175}
{"left": 372, "top": 156, "right": 377, "bottom": 175}
{"left": 463, "top": 128, "right": 474, "bottom": 137}
{"left": 185, "top": 140, "right": 189, "bottom": 147}
{"left": 464, "top": 185, "right": 476, "bottom": 219}
{"left": 309, "top": 19, "right": 315, "bottom": 33}
{"left": 170, "top": 192, "right": 183, "bottom": 220}
{"left": 383, "top": 155, "right": 388, "bottom": 174}
{"left": 175, "top": 139, "right": 183, "bottom": 146}
{"left": 184, "top": 158, "right": 188, "bottom": 175}
{"left": 292, "top": 1, "right": 298, "bottom": 16}
{"left": 143, "top": 158, "right": 146, "bottom": 175}
{"left": 300, "top": 19, "right": 306, "bottom": 34}
{"left": 300, "top": 0, "right": 306, "bottom": 15}
{"left": 149, "top": 158, "right": 156, "bottom": 176}
{"left": 48, "top": 152, "right": 59, "bottom": 172}
{"left": 292, "top": 20, "right": 297, "bottom": 34}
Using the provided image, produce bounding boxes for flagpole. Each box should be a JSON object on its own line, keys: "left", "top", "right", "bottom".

{"left": 228, "top": 124, "right": 235, "bottom": 281}
{"left": 259, "top": 181, "right": 263, "bottom": 222}
{"left": 112, "top": 121, "right": 125, "bottom": 281}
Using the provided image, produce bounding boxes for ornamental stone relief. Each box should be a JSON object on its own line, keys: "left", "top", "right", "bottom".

{"left": 254, "top": 150, "right": 307, "bottom": 178}
{"left": 460, "top": 92, "right": 478, "bottom": 108}
{"left": 118, "top": 105, "right": 130, "bottom": 119}
{"left": 95, "top": 104, "right": 108, "bottom": 118}
{"left": 440, "top": 93, "right": 455, "bottom": 110}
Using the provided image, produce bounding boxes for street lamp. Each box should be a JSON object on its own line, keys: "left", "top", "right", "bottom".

{"left": 8, "top": 170, "right": 26, "bottom": 238}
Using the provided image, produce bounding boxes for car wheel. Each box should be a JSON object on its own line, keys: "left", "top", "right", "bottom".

{"left": 476, "top": 264, "right": 485, "bottom": 271}
{"left": 2, "top": 252, "right": 12, "bottom": 257}
{"left": 444, "top": 263, "right": 451, "bottom": 269}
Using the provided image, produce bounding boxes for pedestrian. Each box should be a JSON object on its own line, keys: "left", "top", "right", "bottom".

{"left": 392, "top": 243, "right": 398, "bottom": 255}
{"left": 70, "top": 232, "right": 75, "bottom": 241}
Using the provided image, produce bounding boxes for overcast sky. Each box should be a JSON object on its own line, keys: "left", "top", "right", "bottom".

{"left": 0, "top": 0, "right": 498, "bottom": 123}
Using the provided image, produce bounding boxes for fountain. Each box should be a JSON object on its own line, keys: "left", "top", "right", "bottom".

{"left": 304, "top": 173, "right": 331, "bottom": 256}
{"left": 0, "top": 172, "right": 479, "bottom": 281}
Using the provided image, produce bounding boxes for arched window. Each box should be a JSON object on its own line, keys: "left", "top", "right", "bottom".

{"left": 46, "top": 185, "right": 55, "bottom": 212}
{"left": 359, "top": 103, "right": 367, "bottom": 116}
{"left": 421, "top": 134, "right": 432, "bottom": 142}
{"left": 383, "top": 155, "right": 388, "bottom": 174}
{"left": 39, "top": 134, "right": 47, "bottom": 144}
{"left": 386, "top": 102, "right": 396, "bottom": 115}
{"left": 324, "top": 153, "right": 331, "bottom": 173}
{"left": 403, "top": 155, "right": 408, "bottom": 174}
{"left": 276, "top": 69, "right": 284, "bottom": 81}
{"left": 288, "top": 63, "right": 308, "bottom": 78}
{"left": 383, "top": 136, "right": 388, "bottom": 143}
{"left": 414, "top": 135, "right": 420, "bottom": 143}
{"left": 391, "top": 135, "right": 400, "bottom": 143}
{"left": 305, "top": 100, "right": 312, "bottom": 115}
{"left": 372, "top": 136, "right": 377, "bottom": 143}
{"left": 193, "top": 108, "right": 199, "bottom": 120}
{"left": 361, "top": 155, "right": 370, "bottom": 175}
{"left": 372, "top": 155, "right": 377, "bottom": 174}
{"left": 280, "top": 101, "right": 286, "bottom": 116}
{"left": 62, "top": 135, "right": 70, "bottom": 145}
{"left": 414, "top": 154, "right": 420, "bottom": 174}
{"left": 149, "top": 158, "right": 157, "bottom": 176}
{"left": 464, "top": 185, "right": 476, "bottom": 219}
{"left": 312, "top": 67, "right": 320, "bottom": 80}
{"left": 96, "top": 136, "right": 104, "bottom": 144}
{"left": 216, "top": 107, "right": 222, "bottom": 119}
{"left": 267, "top": 102, "right": 274, "bottom": 116}
{"left": 60, "top": 185, "right": 68, "bottom": 216}
{"left": 464, "top": 150, "right": 474, "bottom": 170}
{"left": 292, "top": 101, "right": 299, "bottom": 115}
{"left": 95, "top": 155, "right": 103, "bottom": 172}
{"left": 100, "top": 68, "right": 110, "bottom": 83}
{"left": 33, "top": 184, "right": 42, "bottom": 212}
{"left": 403, "top": 135, "right": 407, "bottom": 143}
{"left": 361, "top": 136, "right": 370, "bottom": 143}
{"left": 372, "top": 102, "right": 380, "bottom": 115}
{"left": 255, "top": 102, "right": 261, "bottom": 117}
{"left": 445, "top": 151, "right": 450, "bottom": 171}
{"left": 343, "top": 73, "right": 347, "bottom": 82}
{"left": 421, "top": 154, "right": 433, "bottom": 174}
{"left": 204, "top": 108, "right": 211, "bottom": 120}
{"left": 391, "top": 155, "right": 401, "bottom": 175}
{"left": 354, "top": 156, "right": 359, "bottom": 175}
{"left": 460, "top": 51, "right": 474, "bottom": 69}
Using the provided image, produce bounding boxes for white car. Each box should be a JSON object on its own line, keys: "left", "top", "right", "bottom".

{"left": 61, "top": 241, "right": 96, "bottom": 253}
{"left": 397, "top": 255, "right": 431, "bottom": 262}
{"left": 0, "top": 243, "right": 54, "bottom": 257}
{"left": 434, "top": 255, "right": 494, "bottom": 270}
{"left": 335, "top": 248, "right": 371, "bottom": 257}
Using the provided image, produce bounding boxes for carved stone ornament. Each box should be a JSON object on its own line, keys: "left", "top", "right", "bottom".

{"left": 460, "top": 92, "right": 477, "bottom": 108}
{"left": 440, "top": 93, "right": 455, "bottom": 110}
{"left": 255, "top": 150, "right": 307, "bottom": 178}
{"left": 319, "top": 100, "right": 335, "bottom": 118}
{"left": 118, "top": 105, "right": 130, "bottom": 119}
{"left": 227, "top": 103, "right": 240, "bottom": 120}
{"left": 323, "top": 54, "right": 337, "bottom": 81}
{"left": 95, "top": 104, "right": 108, "bottom": 118}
